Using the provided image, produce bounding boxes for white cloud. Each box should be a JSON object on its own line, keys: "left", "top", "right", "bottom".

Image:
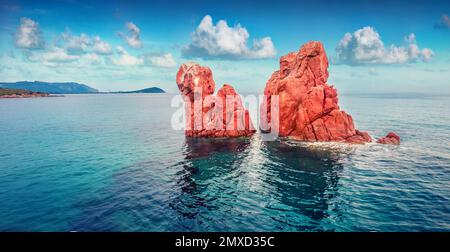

{"left": 15, "top": 17, "right": 44, "bottom": 49}
{"left": 119, "top": 22, "right": 142, "bottom": 48}
{"left": 335, "top": 27, "right": 433, "bottom": 65}
{"left": 82, "top": 53, "right": 101, "bottom": 64}
{"left": 21, "top": 28, "right": 113, "bottom": 66}
{"left": 147, "top": 53, "right": 177, "bottom": 68}
{"left": 420, "top": 48, "right": 433, "bottom": 62}
{"left": 112, "top": 46, "right": 144, "bottom": 66}
{"left": 92, "top": 36, "right": 112, "bottom": 54}
{"left": 404, "top": 33, "right": 416, "bottom": 43}
{"left": 31, "top": 51, "right": 102, "bottom": 68}
{"left": 13, "top": 18, "right": 176, "bottom": 71}
{"left": 434, "top": 14, "right": 450, "bottom": 29}
{"left": 59, "top": 30, "right": 112, "bottom": 55}
{"left": 28, "top": 46, "right": 79, "bottom": 64}
{"left": 182, "top": 15, "right": 276, "bottom": 60}
{"left": 43, "top": 48, "right": 79, "bottom": 62}
{"left": 61, "top": 30, "right": 90, "bottom": 54}
{"left": 116, "top": 45, "right": 127, "bottom": 54}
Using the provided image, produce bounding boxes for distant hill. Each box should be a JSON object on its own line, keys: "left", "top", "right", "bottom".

{"left": 0, "top": 81, "right": 98, "bottom": 94}
{"left": 115, "top": 87, "right": 165, "bottom": 93}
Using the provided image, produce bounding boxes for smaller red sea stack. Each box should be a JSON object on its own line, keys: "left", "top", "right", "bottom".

{"left": 376, "top": 132, "right": 401, "bottom": 145}
{"left": 176, "top": 62, "right": 255, "bottom": 137}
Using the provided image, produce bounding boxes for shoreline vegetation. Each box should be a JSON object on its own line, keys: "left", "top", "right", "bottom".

{"left": 0, "top": 81, "right": 165, "bottom": 98}
{"left": 0, "top": 88, "right": 63, "bottom": 98}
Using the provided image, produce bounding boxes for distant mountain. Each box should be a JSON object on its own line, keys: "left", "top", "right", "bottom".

{"left": 116, "top": 87, "right": 165, "bottom": 93}
{"left": 0, "top": 81, "right": 98, "bottom": 94}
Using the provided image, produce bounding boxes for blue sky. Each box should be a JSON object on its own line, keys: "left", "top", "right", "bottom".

{"left": 0, "top": 0, "right": 449, "bottom": 93}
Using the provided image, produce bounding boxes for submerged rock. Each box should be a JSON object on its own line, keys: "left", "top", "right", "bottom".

{"left": 261, "top": 41, "right": 372, "bottom": 143}
{"left": 377, "top": 132, "right": 401, "bottom": 145}
{"left": 176, "top": 63, "right": 255, "bottom": 137}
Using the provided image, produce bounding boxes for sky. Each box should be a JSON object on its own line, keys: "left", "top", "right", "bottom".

{"left": 0, "top": 0, "right": 449, "bottom": 94}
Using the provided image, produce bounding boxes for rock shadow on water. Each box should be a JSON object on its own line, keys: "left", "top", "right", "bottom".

{"left": 257, "top": 138, "right": 350, "bottom": 230}
{"left": 166, "top": 137, "right": 253, "bottom": 230}
{"left": 182, "top": 137, "right": 252, "bottom": 159}
{"left": 170, "top": 135, "right": 353, "bottom": 231}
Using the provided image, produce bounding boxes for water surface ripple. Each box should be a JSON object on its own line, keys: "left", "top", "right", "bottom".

{"left": 0, "top": 94, "right": 449, "bottom": 231}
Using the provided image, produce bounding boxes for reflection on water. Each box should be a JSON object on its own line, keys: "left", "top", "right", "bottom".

{"left": 261, "top": 140, "right": 345, "bottom": 224}
{"left": 165, "top": 134, "right": 350, "bottom": 231}
{"left": 183, "top": 138, "right": 251, "bottom": 159}
{"left": 68, "top": 134, "right": 352, "bottom": 231}
{"left": 169, "top": 137, "right": 253, "bottom": 230}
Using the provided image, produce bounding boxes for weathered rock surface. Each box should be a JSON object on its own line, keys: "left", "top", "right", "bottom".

{"left": 176, "top": 63, "right": 255, "bottom": 137}
{"left": 261, "top": 41, "right": 372, "bottom": 143}
{"left": 376, "top": 132, "right": 401, "bottom": 145}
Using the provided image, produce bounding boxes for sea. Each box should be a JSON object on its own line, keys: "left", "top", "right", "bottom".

{"left": 0, "top": 93, "right": 449, "bottom": 231}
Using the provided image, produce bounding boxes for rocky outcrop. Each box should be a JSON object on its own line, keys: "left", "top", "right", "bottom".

{"left": 261, "top": 41, "right": 372, "bottom": 143}
{"left": 176, "top": 63, "right": 255, "bottom": 137}
{"left": 0, "top": 88, "right": 52, "bottom": 98}
{"left": 377, "top": 132, "right": 400, "bottom": 145}
{"left": 0, "top": 93, "right": 50, "bottom": 98}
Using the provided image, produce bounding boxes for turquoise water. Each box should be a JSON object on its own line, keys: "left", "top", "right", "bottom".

{"left": 0, "top": 93, "right": 449, "bottom": 231}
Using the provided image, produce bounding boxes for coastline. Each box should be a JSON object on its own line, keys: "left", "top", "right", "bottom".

{"left": 0, "top": 87, "right": 64, "bottom": 98}
{"left": 0, "top": 93, "right": 64, "bottom": 98}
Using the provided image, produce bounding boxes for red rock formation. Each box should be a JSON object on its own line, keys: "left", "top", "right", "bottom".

{"left": 377, "top": 132, "right": 400, "bottom": 145}
{"left": 261, "top": 41, "right": 372, "bottom": 143}
{"left": 176, "top": 63, "right": 255, "bottom": 137}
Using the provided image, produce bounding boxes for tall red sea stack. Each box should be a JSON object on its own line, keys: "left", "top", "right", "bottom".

{"left": 261, "top": 41, "right": 372, "bottom": 143}
{"left": 176, "top": 62, "right": 255, "bottom": 137}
